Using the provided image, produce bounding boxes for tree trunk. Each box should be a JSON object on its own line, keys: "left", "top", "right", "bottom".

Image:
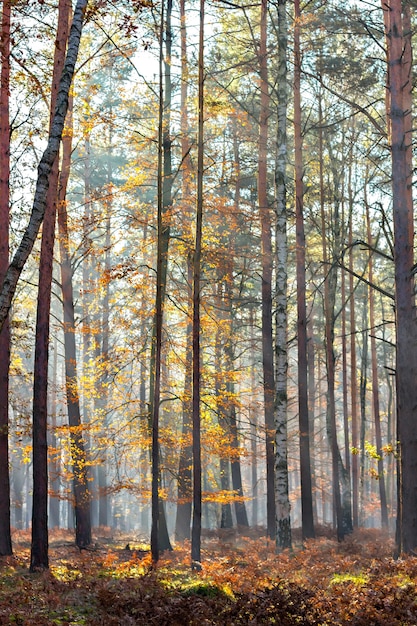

{"left": 191, "top": 0, "right": 204, "bottom": 570}
{"left": 30, "top": 0, "right": 71, "bottom": 572}
{"left": 227, "top": 122, "right": 249, "bottom": 529}
{"left": 49, "top": 337, "right": 60, "bottom": 529}
{"left": 0, "top": 0, "right": 88, "bottom": 334}
{"left": 318, "top": 90, "right": 344, "bottom": 542}
{"left": 274, "top": 0, "right": 291, "bottom": 551}
{"left": 150, "top": 0, "right": 173, "bottom": 562}
{"left": 57, "top": 95, "right": 92, "bottom": 548}
{"left": 214, "top": 281, "right": 233, "bottom": 530}
{"left": 341, "top": 267, "right": 350, "bottom": 495}
{"left": 175, "top": 255, "right": 193, "bottom": 541}
{"left": 250, "top": 306, "right": 259, "bottom": 526}
{"left": 80, "top": 131, "right": 95, "bottom": 525}
{"left": 0, "top": 0, "right": 12, "bottom": 557}
{"left": 349, "top": 206, "right": 359, "bottom": 528}
{"left": 175, "top": 0, "right": 193, "bottom": 542}
{"left": 96, "top": 110, "right": 113, "bottom": 529}
{"left": 359, "top": 295, "right": 368, "bottom": 524}
{"left": 294, "top": 0, "right": 314, "bottom": 541}
{"left": 306, "top": 310, "right": 317, "bottom": 525}
{"left": 258, "top": 0, "right": 275, "bottom": 541}
{"left": 384, "top": 0, "right": 417, "bottom": 556}
{"left": 365, "top": 193, "right": 388, "bottom": 529}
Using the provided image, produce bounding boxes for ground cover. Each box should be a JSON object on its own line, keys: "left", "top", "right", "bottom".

{"left": 0, "top": 527, "right": 416, "bottom": 624}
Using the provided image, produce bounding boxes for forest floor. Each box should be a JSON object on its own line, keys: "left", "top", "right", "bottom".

{"left": 0, "top": 526, "right": 417, "bottom": 624}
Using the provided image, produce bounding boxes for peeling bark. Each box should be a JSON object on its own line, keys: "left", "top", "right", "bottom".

{"left": 274, "top": 0, "right": 291, "bottom": 552}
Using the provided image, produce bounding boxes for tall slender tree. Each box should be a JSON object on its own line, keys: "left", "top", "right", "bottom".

{"left": 382, "top": 0, "right": 416, "bottom": 554}
{"left": 258, "top": 0, "right": 275, "bottom": 541}
{"left": 365, "top": 194, "right": 388, "bottom": 529}
{"left": 30, "top": 0, "right": 71, "bottom": 572}
{"left": 191, "top": 0, "right": 205, "bottom": 570}
{"left": 294, "top": 0, "right": 314, "bottom": 541}
{"left": 274, "top": 0, "right": 291, "bottom": 551}
{"left": 0, "top": 0, "right": 12, "bottom": 557}
{"left": 0, "top": 0, "right": 88, "bottom": 334}
{"left": 175, "top": 0, "right": 193, "bottom": 542}
{"left": 151, "top": 0, "right": 174, "bottom": 562}
{"left": 57, "top": 97, "right": 92, "bottom": 548}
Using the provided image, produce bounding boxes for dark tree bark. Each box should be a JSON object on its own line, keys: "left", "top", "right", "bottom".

{"left": 96, "top": 98, "right": 114, "bottom": 529}
{"left": 191, "top": 0, "right": 204, "bottom": 570}
{"left": 249, "top": 307, "right": 259, "bottom": 526}
{"left": 306, "top": 310, "right": 318, "bottom": 525}
{"left": 365, "top": 192, "right": 388, "bottom": 529}
{"left": 0, "top": 0, "right": 88, "bottom": 335}
{"left": 359, "top": 291, "right": 369, "bottom": 524}
{"left": 385, "top": 0, "right": 417, "bottom": 556}
{"left": 150, "top": 0, "right": 165, "bottom": 565}
{"left": 151, "top": 0, "right": 173, "bottom": 562}
{"left": 318, "top": 93, "right": 344, "bottom": 542}
{"left": 0, "top": 0, "right": 12, "bottom": 557}
{"left": 214, "top": 281, "right": 233, "bottom": 530}
{"left": 175, "top": 0, "right": 193, "bottom": 542}
{"left": 348, "top": 185, "right": 359, "bottom": 529}
{"left": 57, "top": 97, "right": 92, "bottom": 548}
{"left": 175, "top": 255, "right": 193, "bottom": 541}
{"left": 49, "top": 339, "right": 60, "bottom": 529}
{"left": 341, "top": 268, "right": 350, "bottom": 502}
{"left": 294, "top": 0, "right": 314, "bottom": 541}
{"left": 224, "top": 122, "right": 249, "bottom": 530}
{"left": 258, "top": 0, "right": 275, "bottom": 541}
{"left": 30, "top": 0, "right": 71, "bottom": 572}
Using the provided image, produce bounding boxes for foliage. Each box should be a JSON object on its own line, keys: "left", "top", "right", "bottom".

{"left": 1, "top": 529, "right": 417, "bottom": 624}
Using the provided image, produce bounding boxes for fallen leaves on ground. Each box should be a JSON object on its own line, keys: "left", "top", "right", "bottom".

{"left": 0, "top": 527, "right": 416, "bottom": 624}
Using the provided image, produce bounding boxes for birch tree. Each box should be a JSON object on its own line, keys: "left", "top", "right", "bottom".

{"left": 274, "top": 0, "right": 291, "bottom": 551}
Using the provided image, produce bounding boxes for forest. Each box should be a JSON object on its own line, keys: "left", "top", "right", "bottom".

{"left": 1, "top": 0, "right": 417, "bottom": 622}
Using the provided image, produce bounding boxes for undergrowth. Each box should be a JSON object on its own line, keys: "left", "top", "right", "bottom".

{"left": 0, "top": 527, "right": 416, "bottom": 624}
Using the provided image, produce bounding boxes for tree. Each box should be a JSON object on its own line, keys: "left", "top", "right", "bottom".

{"left": 0, "top": 0, "right": 88, "bottom": 334}
{"left": 365, "top": 192, "right": 388, "bottom": 529}
{"left": 30, "top": 0, "right": 71, "bottom": 573}
{"left": 274, "top": 0, "right": 291, "bottom": 551}
{"left": 174, "top": 0, "right": 193, "bottom": 543}
{"left": 383, "top": 0, "right": 417, "bottom": 555}
{"left": 294, "top": 0, "right": 315, "bottom": 541}
{"left": 0, "top": 0, "right": 12, "bottom": 557}
{"left": 57, "top": 97, "right": 92, "bottom": 548}
{"left": 191, "top": 0, "right": 205, "bottom": 571}
{"left": 258, "top": 0, "right": 275, "bottom": 542}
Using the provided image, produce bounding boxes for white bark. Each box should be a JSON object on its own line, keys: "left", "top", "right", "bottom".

{"left": 274, "top": 0, "right": 291, "bottom": 551}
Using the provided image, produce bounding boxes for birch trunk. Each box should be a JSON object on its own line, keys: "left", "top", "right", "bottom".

{"left": 274, "top": 0, "right": 291, "bottom": 551}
